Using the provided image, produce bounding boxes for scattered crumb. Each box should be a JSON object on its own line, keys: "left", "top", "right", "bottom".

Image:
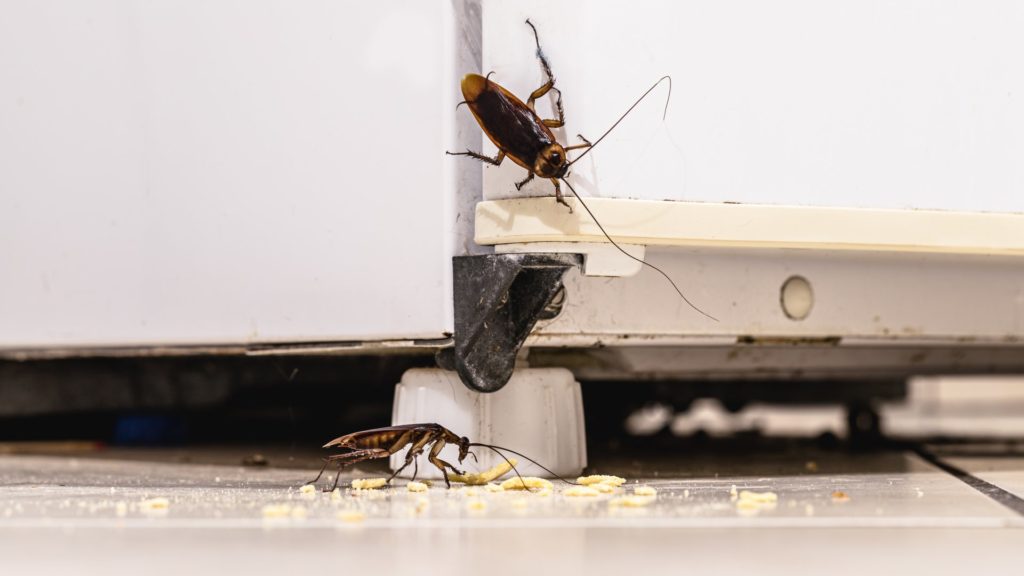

{"left": 290, "top": 506, "right": 308, "bottom": 519}
{"left": 336, "top": 510, "right": 365, "bottom": 523}
{"left": 577, "top": 475, "right": 626, "bottom": 487}
{"left": 831, "top": 491, "right": 851, "bottom": 503}
{"left": 140, "top": 497, "right": 169, "bottom": 513}
{"left": 414, "top": 497, "right": 430, "bottom": 514}
{"left": 500, "top": 477, "right": 553, "bottom": 491}
{"left": 739, "top": 491, "right": 777, "bottom": 504}
{"left": 449, "top": 459, "right": 518, "bottom": 485}
{"left": 609, "top": 495, "right": 655, "bottom": 508}
{"left": 915, "top": 487, "right": 924, "bottom": 498}
{"left": 564, "top": 486, "right": 602, "bottom": 497}
{"left": 633, "top": 486, "right": 657, "bottom": 497}
{"left": 805, "top": 461, "right": 819, "bottom": 472}
{"left": 299, "top": 484, "right": 317, "bottom": 498}
{"left": 483, "top": 483, "right": 504, "bottom": 493}
{"left": 805, "top": 504, "right": 815, "bottom": 516}
{"left": 591, "top": 483, "right": 616, "bottom": 494}
{"left": 351, "top": 478, "right": 388, "bottom": 490}
{"left": 330, "top": 488, "right": 342, "bottom": 502}
{"left": 734, "top": 490, "right": 778, "bottom": 515}
{"left": 535, "top": 487, "right": 553, "bottom": 497}
{"left": 466, "top": 499, "right": 487, "bottom": 512}
{"left": 683, "top": 489, "right": 690, "bottom": 498}
{"left": 261, "top": 503, "right": 293, "bottom": 518}
{"left": 729, "top": 485, "right": 738, "bottom": 501}
{"left": 114, "top": 502, "right": 128, "bottom": 517}
{"left": 462, "top": 487, "right": 479, "bottom": 497}
{"left": 407, "top": 481, "right": 429, "bottom": 493}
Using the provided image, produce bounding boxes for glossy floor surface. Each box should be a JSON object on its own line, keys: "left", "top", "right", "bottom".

{"left": 1, "top": 446, "right": 1022, "bottom": 575}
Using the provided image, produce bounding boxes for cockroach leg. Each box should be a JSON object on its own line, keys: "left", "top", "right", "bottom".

{"left": 515, "top": 171, "right": 535, "bottom": 191}
{"left": 305, "top": 458, "right": 331, "bottom": 487}
{"left": 525, "top": 19, "right": 565, "bottom": 127}
{"left": 322, "top": 448, "right": 390, "bottom": 492}
{"left": 446, "top": 149, "right": 505, "bottom": 167}
{"left": 551, "top": 178, "right": 573, "bottom": 213}
{"left": 565, "top": 134, "right": 592, "bottom": 151}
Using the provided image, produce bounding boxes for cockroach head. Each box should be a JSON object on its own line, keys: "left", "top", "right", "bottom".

{"left": 534, "top": 143, "right": 568, "bottom": 179}
{"left": 457, "top": 436, "right": 471, "bottom": 463}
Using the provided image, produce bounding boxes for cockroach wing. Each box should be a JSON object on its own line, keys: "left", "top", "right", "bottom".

{"left": 461, "top": 73, "right": 555, "bottom": 172}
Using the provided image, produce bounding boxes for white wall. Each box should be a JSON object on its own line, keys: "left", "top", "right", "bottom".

{"left": 482, "top": 0, "right": 1024, "bottom": 213}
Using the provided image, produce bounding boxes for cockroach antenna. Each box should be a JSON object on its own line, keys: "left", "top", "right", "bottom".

{"left": 560, "top": 178, "right": 718, "bottom": 321}
{"left": 561, "top": 75, "right": 718, "bottom": 321}
{"left": 565, "top": 75, "right": 672, "bottom": 168}
{"left": 468, "top": 442, "right": 578, "bottom": 486}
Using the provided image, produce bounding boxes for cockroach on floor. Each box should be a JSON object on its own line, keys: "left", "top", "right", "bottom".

{"left": 304, "top": 422, "right": 570, "bottom": 491}
{"left": 448, "top": 19, "right": 716, "bottom": 321}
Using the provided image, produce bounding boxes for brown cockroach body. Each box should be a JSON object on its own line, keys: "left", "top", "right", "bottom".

{"left": 448, "top": 19, "right": 718, "bottom": 321}
{"left": 449, "top": 19, "right": 591, "bottom": 211}
{"left": 305, "top": 422, "right": 567, "bottom": 491}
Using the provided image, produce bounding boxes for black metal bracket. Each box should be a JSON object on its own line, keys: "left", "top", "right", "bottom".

{"left": 437, "top": 253, "right": 582, "bottom": 393}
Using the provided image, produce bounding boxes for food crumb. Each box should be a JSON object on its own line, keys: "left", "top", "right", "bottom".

{"left": 466, "top": 499, "right": 487, "bottom": 512}
{"left": 330, "top": 488, "right": 342, "bottom": 502}
{"left": 299, "top": 484, "right": 317, "bottom": 497}
{"left": 336, "top": 509, "right": 365, "bottom": 523}
{"left": 633, "top": 486, "right": 657, "bottom": 497}
{"left": 483, "top": 483, "right": 504, "bottom": 493}
{"left": 805, "top": 503, "right": 815, "bottom": 516}
{"left": 290, "top": 506, "right": 308, "bottom": 519}
{"left": 805, "top": 461, "right": 819, "bottom": 472}
{"left": 351, "top": 478, "right": 388, "bottom": 490}
{"left": 406, "top": 481, "right": 429, "bottom": 493}
{"left": 261, "top": 503, "right": 293, "bottom": 518}
{"left": 729, "top": 485, "right": 738, "bottom": 501}
{"left": 683, "top": 489, "right": 690, "bottom": 498}
{"left": 592, "top": 483, "right": 616, "bottom": 494}
{"left": 576, "top": 475, "right": 626, "bottom": 487}
{"left": 500, "top": 477, "right": 553, "bottom": 491}
{"left": 114, "top": 502, "right": 128, "bottom": 517}
{"left": 739, "top": 490, "right": 777, "bottom": 504}
{"left": 140, "top": 497, "right": 169, "bottom": 512}
{"left": 564, "top": 486, "right": 602, "bottom": 498}
{"left": 449, "top": 459, "right": 518, "bottom": 485}
{"left": 831, "top": 491, "right": 851, "bottom": 503}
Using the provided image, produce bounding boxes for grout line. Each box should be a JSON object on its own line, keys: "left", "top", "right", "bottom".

{"left": 915, "top": 448, "right": 1024, "bottom": 517}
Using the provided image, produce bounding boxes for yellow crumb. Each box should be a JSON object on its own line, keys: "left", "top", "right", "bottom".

{"left": 633, "top": 486, "right": 657, "bottom": 497}
{"left": 484, "top": 483, "right": 504, "bottom": 493}
{"left": 449, "top": 459, "right": 519, "bottom": 485}
{"left": 466, "top": 499, "right": 487, "bottom": 511}
{"left": 500, "top": 476, "right": 554, "bottom": 491}
{"left": 261, "top": 503, "right": 293, "bottom": 518}
{"left": 298, "top": 484, "right": 317, "bottom": 495}
{"left": 564, "top": 486, "right": 602, "bottom": 497}
{"left": 406, "top": 481, "right": 429, "bottom": 493}
{"left": 330, "top": 488, "right": 342, "bottom": 502}
{"left": 738, "top": 490, "right": 777, "bottom": 503}
{"left": 351, "top": 478, "right": 388, "bottom": 490}
{"left": 114, "top": 502, "right": 128, "bottom": 517}
{"left": 535, "top": 487, "right": 553, "bottom": 497}
{"left": 609, "top": 496, "right": 655, "bottom": 508}
{"left": 576, "top": 475, "right": 626, "bottom": 487}
{"left": 336, "top": 509, "right": 365, "bottom": 523}
{"left": 831, "top": 491, "right": 851, "bottom": 503}
{"left": 592, "top": 483, "right": 616, "bottom": 494}
{"left": 140, "top": 497, "right": 169, "bottom": 511}
{"left": 290, "top": 506, "right": 308, "bottom": 519}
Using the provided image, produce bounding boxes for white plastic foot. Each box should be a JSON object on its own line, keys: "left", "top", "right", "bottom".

{"left": 390, "top": 367, "right": 587, "bottom": 480}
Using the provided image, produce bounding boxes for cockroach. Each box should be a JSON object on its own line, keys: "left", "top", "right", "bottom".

{"left": 448, "top": 20, "right": 715, "bottom": 321}
{"left": 304, "top": 422, "right": 570, "bottom": 491}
